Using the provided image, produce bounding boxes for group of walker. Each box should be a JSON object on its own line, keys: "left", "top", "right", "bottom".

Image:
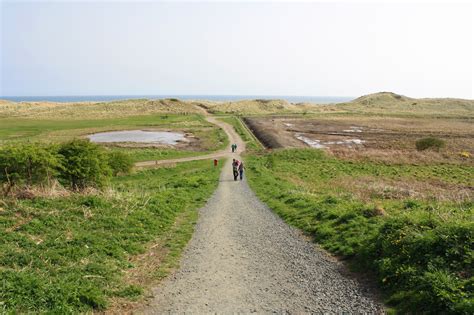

{"left": 232, "top": 159, "right": 244, "bottom": 181}
{"left": 230, "top": 143, "right": 244, "bottom": 181}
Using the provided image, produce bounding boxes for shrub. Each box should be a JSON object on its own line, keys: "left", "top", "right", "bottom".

{"left": 57, "top": 139, "right": 111, "bottom": 190}
{"left": 0, "top": 143, "right": 61, "bottom": 195}
{"left": 107, "top": 151, "right": 133, "bottom": 176}
{"left": 416, "top": 137, "right": 445, "bottom": 151}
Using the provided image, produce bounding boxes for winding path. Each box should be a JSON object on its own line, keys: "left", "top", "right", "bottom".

{"left": 136, "top": 116, "right": 383, "bottom": 313}
{"left": 135, "top": 116, "right": 245, "bottom": 168}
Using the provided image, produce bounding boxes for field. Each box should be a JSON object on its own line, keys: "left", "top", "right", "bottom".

{"left": 0, "top": 160, "right": 223, "bottom": 313}
{"left": 245, "top": 115, "right": 474, "bottom": 165}
{"left": 0, "top": 114, "right": 228, "bottom": 162}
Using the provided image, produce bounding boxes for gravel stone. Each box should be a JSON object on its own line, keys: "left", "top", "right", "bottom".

{"left": 138, "top": 155, "right": 384, "bottom": 313}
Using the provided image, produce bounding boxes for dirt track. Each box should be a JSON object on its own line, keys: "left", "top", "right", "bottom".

{"left": 136, "top": 116, "right": 383, "bottom": 313}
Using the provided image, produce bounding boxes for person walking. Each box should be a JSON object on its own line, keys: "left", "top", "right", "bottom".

{"left": 231, "top": 144, "right": 235, "bottom": 153}
{"left": 238, "top": 160, "right": 244, "bottom": 180}
{"left": 232, "top": 159, "right": 239, "bottom": 181}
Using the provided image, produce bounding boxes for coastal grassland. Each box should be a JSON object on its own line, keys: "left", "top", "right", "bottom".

{"left": 0, "top": 99, "right": 202, "bottom": 119}
{"left": 218, "top": 116, "right": 263, "bottom": 152}
{"left": 0, "top": 114, "right": 228, "bottom": 162}
{"left": 193, "top": 92, "right": 474, "bottom": 117}
{"left": 246, "top": 149, "right": 473, "bottom": 314}
{"left": 0, "top": 159, "right": 223, "bottom": 313}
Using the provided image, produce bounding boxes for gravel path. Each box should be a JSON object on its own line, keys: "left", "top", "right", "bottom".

{"left": 137, "top": 117, "right": 383, "bottom": 313}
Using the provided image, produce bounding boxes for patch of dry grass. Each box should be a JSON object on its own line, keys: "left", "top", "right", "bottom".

{"left": 0, "top": 99, "right": 202, "bottom": 119}
{"left": 335, "top": 175, "right": 473, "bottom": 203}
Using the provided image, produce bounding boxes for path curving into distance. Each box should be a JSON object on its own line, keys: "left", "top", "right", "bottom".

{"left": 136, "top": 115, "right": 383, "bottom": 313}
{"left": 135, "top": 116, "right": 245, "bottom": 168}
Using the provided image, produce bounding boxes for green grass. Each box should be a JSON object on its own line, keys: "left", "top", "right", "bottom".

{"left": 0, "top": 159, "right": 223, "bottom": 313}
{"left": 0, "top": 114, "right": 202, "bottom": 141}
{"left": 0, "top": 114, "right": 229, "bottom": 163}
{"left": 246, "top": 149, "right": 473, "bottom": 314}
{"left": 219, "top": 116, "right": 262, "bottom": 151}
{"left": 108, "top": 147, "right": 207, "bottom": 163}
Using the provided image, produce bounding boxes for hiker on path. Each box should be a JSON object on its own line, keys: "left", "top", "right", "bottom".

{"left": 231, "top": 144, "right": 235, "bottom": 153}
{"left": 232, "top": 159, "right": 239, "bottom": 181}
{"left": 238, "top": 161, "right": 244, "bottom": 181}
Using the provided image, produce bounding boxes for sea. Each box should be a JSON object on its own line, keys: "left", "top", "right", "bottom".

{"left": 0, "top": 95, "right": 353, "bottom": 104}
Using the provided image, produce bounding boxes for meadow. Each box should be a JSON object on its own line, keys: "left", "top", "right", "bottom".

{"left": 0, "top": 114, "right": 228, "bottom": 162}
{"left": 0, "top": 159, "right": 223, "bottom": 313}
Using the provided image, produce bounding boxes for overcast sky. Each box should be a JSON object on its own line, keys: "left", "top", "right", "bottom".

{"left": 1, "top": 1, "right": 472, "bottom": 98}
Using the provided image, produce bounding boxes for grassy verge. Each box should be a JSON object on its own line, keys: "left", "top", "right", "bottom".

{"left": 218, "top": 116, "right": 262, "bottom": 152}
{"left": 0, "top": 159, "right": 222, "bottom": 313}
{"left": 246, "top": 149, "right": 473, "bottom": 314}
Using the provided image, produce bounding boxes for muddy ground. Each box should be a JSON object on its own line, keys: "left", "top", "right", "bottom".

{"left": 245, "top": 116, "right": 474, "bottom": 164}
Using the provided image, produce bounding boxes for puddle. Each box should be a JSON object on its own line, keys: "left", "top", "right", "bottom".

{"left": 87, "top": 130, "right": 186, "bottom": 145}
{"left": 284, "top": 123, "right": 294, "bottom": 127}
{"left": 295, "top": 134, "right": 326, "bottom": 148}
{"left": 325, "top": 139, "right": 365, "bottom": 145}
{"left": 296, "top": 133, "right": 365, "bottom": 148}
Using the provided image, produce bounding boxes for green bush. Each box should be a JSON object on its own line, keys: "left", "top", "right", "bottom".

{"left": 0, "top": 143, "right": 61, "bottom": 194}
{"left": 107, "top": 151, "right": 133, "bottom": 176}
{"left": 369, "top": 217, "right": 473, "bottom": 313}
{"left": 57, "top": 139, "right": 111, "bottom": 190}
{"left": 416, "top": 137, "right": 445, "bottom": 151}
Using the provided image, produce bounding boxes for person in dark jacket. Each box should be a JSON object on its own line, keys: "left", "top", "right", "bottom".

{"left": 238, "top": 161, "right": 244, "bottom": 180}
{"left": 232, "top": 159, "right": 239, "bottom": 181}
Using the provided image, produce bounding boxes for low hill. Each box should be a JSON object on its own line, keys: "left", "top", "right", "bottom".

{"left": 335, "top": 92, "right": 474, "bottom": 117}
{"left": 1, "top": 92, "right": 473, "bottom": 118}
{"left": 0, "top": 98, "right": 203, "bottom": 119}
{"left": 352, "top": 92, "right": 413, "bottom": 104}
{"left": 196, "top": 99, "right": 315, "bottom": 115}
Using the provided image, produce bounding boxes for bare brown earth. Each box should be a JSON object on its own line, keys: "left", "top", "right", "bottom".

{"left": 245, "top": 116, "right": 474, "bottom": 164}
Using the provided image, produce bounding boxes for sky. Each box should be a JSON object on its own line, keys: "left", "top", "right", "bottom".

{"left": 0, "top": 0, "right": 473, "bottom": 98}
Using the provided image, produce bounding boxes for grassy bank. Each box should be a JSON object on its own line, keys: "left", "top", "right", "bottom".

{"left": 246, "top": 149, "right": 473, "bottom": 314}
{"left": 218, "top": 116, "right": 262, "bottom": 152}
{"left": 0, "top": 159, "right": 222, "bottom": 313}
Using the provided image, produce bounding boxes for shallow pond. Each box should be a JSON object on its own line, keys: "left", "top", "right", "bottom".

{"left": 87, "top": 130, "right": 185, "bottom": 145}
